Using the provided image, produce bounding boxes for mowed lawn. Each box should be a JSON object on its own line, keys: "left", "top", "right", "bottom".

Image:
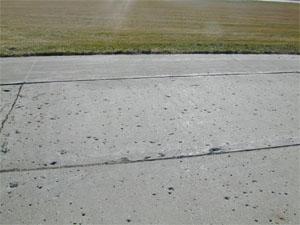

{"left": 0, "top": 0, "right": 299, "bottom": 56}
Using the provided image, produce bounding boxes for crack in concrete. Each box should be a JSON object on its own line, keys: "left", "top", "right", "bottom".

{"left": 0, "top": 70, "right": 299, "bottom": 86}
{"left": 0, "top": 143, "right": 299, "bottom": 174}
{"left": 0, "top": 84, "right": 24, "bottom": 133}
{"left": 0, "top": 60, "right": 36, "bottom": 133}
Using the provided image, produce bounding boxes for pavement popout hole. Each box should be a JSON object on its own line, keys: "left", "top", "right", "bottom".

{"left": 9, "top": 182, "right": 18, "bottom": 188}
{"left": 3, "top": 89, "right": 10, "bottom": 92}
{"left": 209, "top": 147, "right": 222, "bottom": 153}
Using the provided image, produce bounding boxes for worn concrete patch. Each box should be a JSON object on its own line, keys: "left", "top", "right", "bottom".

{"left": 0, "top": 73, "right": 299, "bottom": 171}
{"left": 0, "top": 146, "right": 299, "bottom": 224}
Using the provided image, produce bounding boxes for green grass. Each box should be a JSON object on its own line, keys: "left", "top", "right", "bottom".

{"left": 0, "top": 0, "right": 299, "bottom": 56}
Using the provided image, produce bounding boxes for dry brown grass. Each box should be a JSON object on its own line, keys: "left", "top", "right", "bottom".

{"left": 0, "top": 0, "right": 299, "bottom": 56}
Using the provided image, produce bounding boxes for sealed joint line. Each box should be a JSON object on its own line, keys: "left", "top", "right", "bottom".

{"left": 0, "top": 70, "right": 299, "bottom": 86}
{"left": 0, "top": 83, "right": 24, "bottom": 133}
{"left": 0, "top": 143, "right": 299, "bottom": 174}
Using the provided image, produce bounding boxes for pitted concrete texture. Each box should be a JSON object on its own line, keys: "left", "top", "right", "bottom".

{"left": 0, "top": 146, "right": 299, "bottom": 224}
{"left": 0, "top": 54, "right": 299, "bottom": 224}
{"left": 0, "top": 73, "right": 299, "bottom": 171}
{"left": 0, "top": 54, "right": 299, "bottom": 84}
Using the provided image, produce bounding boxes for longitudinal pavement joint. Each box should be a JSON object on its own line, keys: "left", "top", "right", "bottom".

{"left": 1, "top": 143, "right": 299, "bottom": 174}
{"left": 0, "top": 70, "right": 299, "bottom": 86}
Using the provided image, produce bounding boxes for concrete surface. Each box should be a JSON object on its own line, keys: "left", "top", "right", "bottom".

{"left": 0, "top": 85, "right": 20, "bottom": 126}
{"left": 0, "top": 55, "right": 299, "bottom": 84}
{"left": 0, "top": 73, "right": 299, "bottom": 171}
{"left": 0, "top": 54, "right": 299, "bottom": 224}
{"left": 1, "top": 146, "right": 299, "bottom": 224}
{"left": 258, "top": 0, "right": 300, "bottom": 3}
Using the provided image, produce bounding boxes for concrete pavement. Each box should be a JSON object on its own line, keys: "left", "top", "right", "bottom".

{"left": 1, "top": 146, "right": 299, "bottom": 224}
{"left": 1, "top": 54, "right": 299, "bottom": 84}
{"left": 0, "top": 54, "right": 299, "bottom": 224}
